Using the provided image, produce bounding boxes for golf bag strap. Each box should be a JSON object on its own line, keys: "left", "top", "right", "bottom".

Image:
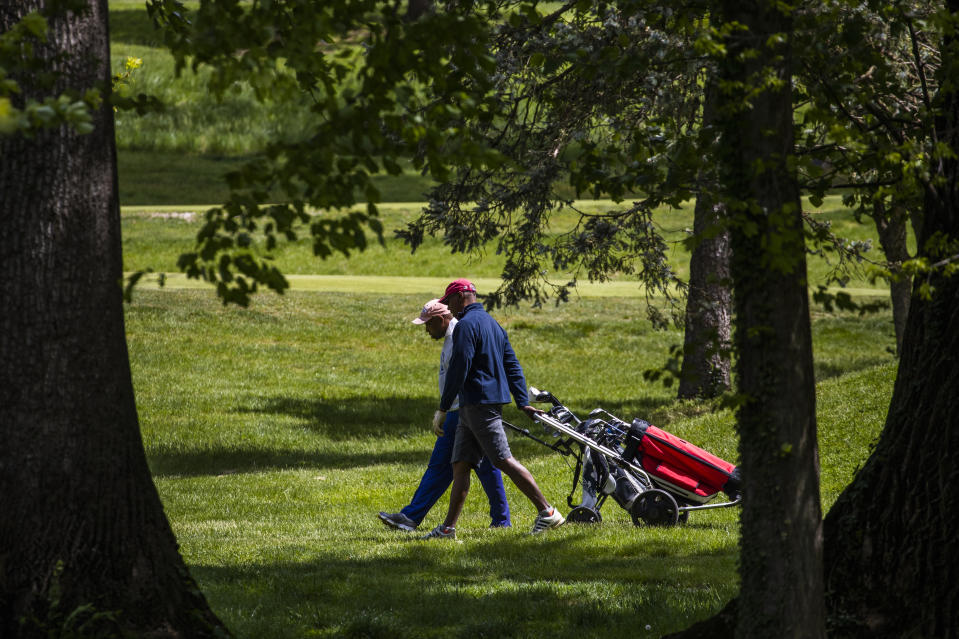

{"left": 622, "top": 419, "right": 649, "bottom": 462}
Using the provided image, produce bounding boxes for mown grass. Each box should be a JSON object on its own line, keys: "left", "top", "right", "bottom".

{"left": 121, "top": 195, "right": 895, "bottom": 303}
{"left": 126, "top": 285, "right": 894, "bottom": 638}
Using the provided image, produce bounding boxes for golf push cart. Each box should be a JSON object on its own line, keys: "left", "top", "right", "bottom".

{"left": 504, "top": 386, "right": 742, "bottom": 527}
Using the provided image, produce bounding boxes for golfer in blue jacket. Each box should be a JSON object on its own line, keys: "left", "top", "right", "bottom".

{"left": 420, "top": 279, "right": 565, "bottom": 539}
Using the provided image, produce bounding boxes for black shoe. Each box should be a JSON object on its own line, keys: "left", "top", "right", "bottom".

{"left": 378, "top": 511, "right": 417, "bottom": 532}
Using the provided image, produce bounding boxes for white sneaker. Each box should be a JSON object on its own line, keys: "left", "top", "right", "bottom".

{"left": 531, "top": 507, "right": 565, "bottom": 534}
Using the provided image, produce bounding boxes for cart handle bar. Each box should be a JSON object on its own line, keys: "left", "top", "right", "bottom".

{"left": 532, "top": 412, "right": 655, "bottom": 488}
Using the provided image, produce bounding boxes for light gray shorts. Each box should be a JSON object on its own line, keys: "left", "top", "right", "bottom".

{"left": 452, "top": 404, "right": 513, "bottom": 467}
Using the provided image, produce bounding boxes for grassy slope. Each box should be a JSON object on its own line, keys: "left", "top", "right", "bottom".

{"left": 110, "top": 4, "right": 437, "bottom": 206}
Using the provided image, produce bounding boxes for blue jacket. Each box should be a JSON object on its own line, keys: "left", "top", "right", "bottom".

{"left": 439, "top": 302, "right": 530, "bottom": 411}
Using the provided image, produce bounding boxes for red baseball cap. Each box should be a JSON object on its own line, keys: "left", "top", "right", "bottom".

{"left": 439, "top": 278, "right": 477, "bottom": 303}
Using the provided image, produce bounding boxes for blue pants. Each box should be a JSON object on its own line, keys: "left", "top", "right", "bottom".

{"left": 401, "top": 410, "right": 511, "bottom": 527}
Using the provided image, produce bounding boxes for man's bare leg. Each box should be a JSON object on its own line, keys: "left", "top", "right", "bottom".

{"left": 494, "top": 456, "right": 549, "bottom": 512}
{"left": 442, "top": 461, "right": 472, "bottom": 528}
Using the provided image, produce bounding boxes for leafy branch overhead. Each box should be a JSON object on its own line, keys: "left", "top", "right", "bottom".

{"left": 143, "top": 0, "right": 710, "bottom": 310}
{"left": 398, "top": 1, "right": 711, "bottom": 315}
{"left": 148, "top": 0, "right": 511, "bottom": 306}
{"left": 144, "top": 0, "right": 952, "bottom": 310}
{"left": 399, "top": 0, "right": 950, "bottom": 313}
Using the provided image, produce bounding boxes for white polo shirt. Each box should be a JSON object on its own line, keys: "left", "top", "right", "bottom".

{"left": 439, "top": 318, "right": 459, "bottom": 412}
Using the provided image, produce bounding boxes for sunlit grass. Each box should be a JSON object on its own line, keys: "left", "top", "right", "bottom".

{"left": 126, "top": 288, "right": 893, "bottom": 638}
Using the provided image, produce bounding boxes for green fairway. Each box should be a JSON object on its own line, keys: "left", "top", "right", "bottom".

{"left": 121, "top": 195, "right": 896, "bottom": 303}
{"left": 134, "top": 271, "right": 888, "bottom": 301}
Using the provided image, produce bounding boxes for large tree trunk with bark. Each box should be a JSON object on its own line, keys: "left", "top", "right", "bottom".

{"left": 822, "top": 7, "right": 959, "bottom": 635}
{"left": 0, "top": 2, "right": 228, "bottom": 636}
{"left": 715, "top": 1, "right": 825, "bottom": 637}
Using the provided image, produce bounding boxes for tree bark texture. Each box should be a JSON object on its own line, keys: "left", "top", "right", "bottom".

{"left": 679, "top": 79, "right": 732, "bottom": 400}
{"left": 823, "top": 5, "right": 959, "bottom": 634}
{"left": 678, "top": 196, "right": 732, "bottom": 399}
{"left": 872, "top": 200, "right": 912, "bottom": 356}
{"left": 0, "top": 2, "right": 227, "bottom": 636}
{"left": 717, "top": 1, "right": 825, "bottom": 637}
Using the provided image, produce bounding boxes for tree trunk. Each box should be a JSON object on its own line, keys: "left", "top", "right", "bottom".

{"left": 823, "top": 6, "right": 959, "bottom": 634}
{"left": 678, "top": 197, "right": 732, "bottom": 399}
{"left": 872, "top": 200, "right": 912, "bottom": 356}
{"left": 716, "top": 1, "right": 825, "bottom": 637}
{"left": 0, "top": 2, "right": 228, "bottom": 636}
{"left": 679, "top": 80, "right": 732, "bottom": 400}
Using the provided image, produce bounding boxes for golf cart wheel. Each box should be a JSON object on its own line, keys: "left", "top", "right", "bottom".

{"left": 566, "top": 506, "right": 602, "bottom": 524}
{"left": 630, "top": 489, "right": 680, "bottom": 527}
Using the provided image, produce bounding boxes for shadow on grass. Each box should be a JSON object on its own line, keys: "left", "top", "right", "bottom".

{"left": 814, "top": 356, "right": 894, "bottom": 382}
{"left": 235, "top": 395, "right": 437, "bottom": 440}
{"left": 151, "top": 394, "right": 687, "bottom": 478}
{"left": 118, "top": 151, "right": 249, "bottom": 207}
{"left": 148, "top": 446, "right": 432, "bottom": 478}
{"left": 110, "top": 9, "right": 165, "bottom": 47}
{"left": 191, "top": 532, "right": 737, "bottom": 639}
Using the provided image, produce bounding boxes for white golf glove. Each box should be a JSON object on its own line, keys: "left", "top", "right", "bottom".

{"left": 432, "top": 410, "right": 447, "bottom": 437}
